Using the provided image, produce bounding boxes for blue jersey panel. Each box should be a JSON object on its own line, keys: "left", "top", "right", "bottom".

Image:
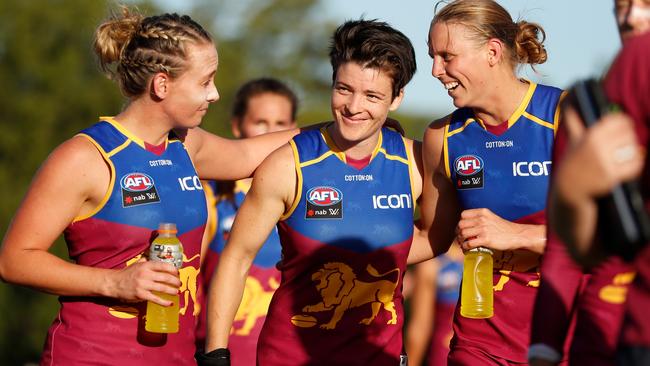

{"left": 446, "top": 83, "right": 562, "bottom": 221}
{"left": 284, "top": 127, "right": 414, "bottom": 252}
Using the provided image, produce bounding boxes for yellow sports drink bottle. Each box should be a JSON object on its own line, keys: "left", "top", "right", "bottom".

{"left": 145, "top": 223, "right": 183, "bottom": 333}
{"left": 460, "top": 247, "right": 493, "bottom": 319}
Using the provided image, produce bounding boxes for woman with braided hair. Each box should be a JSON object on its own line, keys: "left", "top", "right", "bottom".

{"left": 0, "top": 6, "right": 299, "bottom": 365}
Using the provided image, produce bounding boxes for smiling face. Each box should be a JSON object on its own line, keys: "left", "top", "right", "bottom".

{"left": 162, "top": 42, "right": 220, "bottom": 129}
{"left": 232, "top": 92, "right": 296, "bottom": 138}
{"left": 330, "top": 62, "right": 403, "bottom": 153}
{"left": 428, "top": 21, "right": 492, "bottom": 109}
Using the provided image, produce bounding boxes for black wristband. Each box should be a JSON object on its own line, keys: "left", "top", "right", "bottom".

{"left": 196, "top": 348, "right": 230, "bottom": 366}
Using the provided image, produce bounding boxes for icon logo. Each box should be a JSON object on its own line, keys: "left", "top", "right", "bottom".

{"left": 305, "top": 186, "right": 343, "bottom": 219}
{"left": 454, "top": 155, "right": 484, "bottom": 190}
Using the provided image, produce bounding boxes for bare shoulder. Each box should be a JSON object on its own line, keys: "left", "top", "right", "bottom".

{"left": 423, "top": 114, "right": 451, "bottom": 143}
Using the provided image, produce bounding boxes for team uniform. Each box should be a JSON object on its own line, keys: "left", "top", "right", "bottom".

{"left": 427, "top": 255, "right": 463, "bottom": 366}
{"left": 443, "top": 82, "right": 563, "bottom": 364}
{"left": 41, "top": 117, "right": 207, "bottom": 366}
{"left": 601, "top": 32, "right": 650, "bottom": 365}
{"left": 256, "top": 126, "right": 415, "bottom": 366}
{"left": 200, "top": 180, "right": 282, "bottom": 366}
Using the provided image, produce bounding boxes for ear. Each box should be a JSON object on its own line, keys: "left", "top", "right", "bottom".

{"left": 151, "top": 72, "right": 169, "bottom": 99}
{"left": 230, "top": 117, "right": 242, "bottom": 138}
{"left": 389, "top": 89, "right": 405, "bottom": 111}
{"left": 486, "top": 38, "right": 505, "bottom": 67}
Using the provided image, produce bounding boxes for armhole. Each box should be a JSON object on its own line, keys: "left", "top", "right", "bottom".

{"left": 443, "top": 123, "right": 452, "bottom": 179}
{"left": 280, "top": 140, "right": 303, "bottom": 220}
{"left": 553, "top": 90, "right": 569, "bottom": 137}
{"left": 402, "top": 136, "right": 417, "bottom": 214}
{"left": 72, "top": 134, "right": 116, "bottom": 223}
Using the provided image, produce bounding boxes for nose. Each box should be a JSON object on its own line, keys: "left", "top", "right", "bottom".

{"left": 431, "top": 56, "right": 445, "bottom": 79}
{"left": 207, "top": 84, "right": 219, "bottom": 103}
{"left": 345, "top": 94, "right": 363, "bottom": 114}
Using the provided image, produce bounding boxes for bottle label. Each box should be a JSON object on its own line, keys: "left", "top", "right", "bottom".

{"left": 150, "top": 244, "right": 183, "bottom": 269}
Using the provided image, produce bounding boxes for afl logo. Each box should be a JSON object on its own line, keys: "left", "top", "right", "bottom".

{"left": 307, "top": 186, "right": 342, "bottom": 206}
{"left": 120, "top": 173, "right": 155, "bottom": 192}
{"left": 454, "top": 155, "right": 483, "bottom": 176}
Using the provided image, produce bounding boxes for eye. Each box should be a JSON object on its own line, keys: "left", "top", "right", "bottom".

{"left": 336, "top": 85, "right": 351, "bottom": 94}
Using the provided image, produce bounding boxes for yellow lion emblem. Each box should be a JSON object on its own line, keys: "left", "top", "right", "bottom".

{"left": 232, "top": 276, "right": 279, "bottom": 336}
{"left": 302, "top": 262, "right": 400, "bottom": 330}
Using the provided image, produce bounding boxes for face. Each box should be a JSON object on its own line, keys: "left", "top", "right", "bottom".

{"left": 163, "top": 42, "right": 220, "bottom": 128}
{"left": 330, "top": 62, "right": 403, "bottom": 150}
{"left": 615, "top": 0, "right": 650, "bottom": 40}
{"left": 428, "top": 22, "right": 491, "bottom": 108}
{"left": 231, "top": 93, "right": 296, "bottom": 138}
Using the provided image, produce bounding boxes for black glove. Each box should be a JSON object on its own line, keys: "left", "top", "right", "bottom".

{"left": 196, "top": 348, "right": 230, "bottom": 366}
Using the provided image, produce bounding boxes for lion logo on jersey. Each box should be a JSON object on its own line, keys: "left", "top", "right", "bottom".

{"left": 301, "top": 262, "right": 400, "bottom": 330}
{"left": 231, "top": 276, "right": 279, "bottom": 336}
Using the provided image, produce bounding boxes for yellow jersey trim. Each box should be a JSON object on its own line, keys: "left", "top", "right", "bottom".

{"left": 402, "top": 136, "right": 416, "bottom": 214}
{"left": 446, "top": 118, "right": 475, "bottom": 138}
{"left": 100, "top": 116, "right": 148, "bottom": 149}
{"left": 72, "top": 134, "right": 116, "bottom": 222}
{"left": 522, "top": 111, "right": 555, "bottom": 130}
{"left": 443, "top": 123, "right": 452, "bottom": 179}
{"left": 507, "top": 81, "right": 537, "bottom": 128}
{"left": 553, "top": 91, "right": 569, "bottom": 136}
{"left": 281, "top": 139, "right": 303, "bottom": 220}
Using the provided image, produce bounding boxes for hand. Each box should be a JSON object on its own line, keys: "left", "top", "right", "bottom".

{"left": 456, "top": 208, "right": 526, "bottom": 252}
{"left": 559, "top": 108, "right": 644, "bottom": 199}
{"left": 107, "top": 258, "right": 181, "bottom": 306}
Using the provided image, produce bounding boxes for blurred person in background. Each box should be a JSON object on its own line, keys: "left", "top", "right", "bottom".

{"left": 196, "top": 77, "right": 298, "bottom": 365}
{"left": 548, "top": 30, "right": 650, "bottom": 366}
{"left": 405, "top": 243, "right": 463, "bottom": 366}
{"left": 0, "top": 7, "right": 302, "bottom": 365}
{"left": 529, "top": 1, "right": 650, "bottom": 365}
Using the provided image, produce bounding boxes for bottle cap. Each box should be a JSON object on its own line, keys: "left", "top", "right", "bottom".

{"left": 469, "top": 247, "right": 493, "bottom": 254}
{"left": 157, "top": 222, "right": 177, "bottom": 234}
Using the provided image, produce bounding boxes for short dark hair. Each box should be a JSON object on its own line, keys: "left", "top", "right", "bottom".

{"left": 329, "top": 19, "right": 417, "bottom": 99}
{"left": 231, "top": 78, "right": 299, "bottom": 121}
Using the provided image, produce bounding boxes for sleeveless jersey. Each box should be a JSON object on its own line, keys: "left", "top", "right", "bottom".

{"left": 257, "top": 127, "right": 415, "bottom": 366}
{"left": 201, "top": 180, "right": 282, "bottom": 366}
{"left": 445, "top": 82, "right": 563, "bottom": 362}
{"left": 41, "top": 117, "right": 207, "bottom": 366}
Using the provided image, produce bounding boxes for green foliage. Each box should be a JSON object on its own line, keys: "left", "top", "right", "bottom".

{"left": 0, "top": 0, "right": 431, "bottom": 363}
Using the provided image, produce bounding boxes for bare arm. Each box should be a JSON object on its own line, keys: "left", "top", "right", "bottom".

{"left": 417, "top": 118, "right": 461, "bottom": 259}
{"left": 0, "top": 137, "right": 180, "bottom": 305}
{"left": 205, "top": 144, "right": 296, "bottom": 352}
{"left": 184, "top": 126, "right": 299, "bottom": 181}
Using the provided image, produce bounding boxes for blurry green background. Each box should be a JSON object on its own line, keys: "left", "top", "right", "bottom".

{"left": 0, "top": 0, "right": 434, "bottom": 363}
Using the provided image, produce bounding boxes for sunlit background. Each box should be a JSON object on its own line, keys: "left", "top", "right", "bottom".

{"left": 0, "top": 0, "right": 623, "bottom": 363}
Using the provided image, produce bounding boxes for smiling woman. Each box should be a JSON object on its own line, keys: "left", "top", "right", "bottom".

{"left": 414, "top": 0, "right": 565, "bottom": 365}
{"left": 0, "top": 5, "right": 302, "bottom": 365}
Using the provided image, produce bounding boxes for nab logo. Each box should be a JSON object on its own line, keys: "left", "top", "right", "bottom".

{"left": 455, "top": 155, "right": 483, "bottom": 176}
{"left": 307, "top": 187, "right": 342, "bottom": 206}
{"left": 121, "top": 173, "right": 154, "bottom": 192}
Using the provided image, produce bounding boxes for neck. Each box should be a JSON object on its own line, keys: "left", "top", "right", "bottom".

{"left": 114, "top": 97, "right": 175, "bottom": 145}
{"left": 327, "top": 125, "right": 380, "bottom": 160}
{"left": 474, "top": 75, "right": 529, "bottom": 127}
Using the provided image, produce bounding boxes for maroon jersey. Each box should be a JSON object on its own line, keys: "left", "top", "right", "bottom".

{"left": 40, "top": 119, "right": 207, "bottom": 365}
{"left": 603, "top": 32, "right": 650, "bottom": 348}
